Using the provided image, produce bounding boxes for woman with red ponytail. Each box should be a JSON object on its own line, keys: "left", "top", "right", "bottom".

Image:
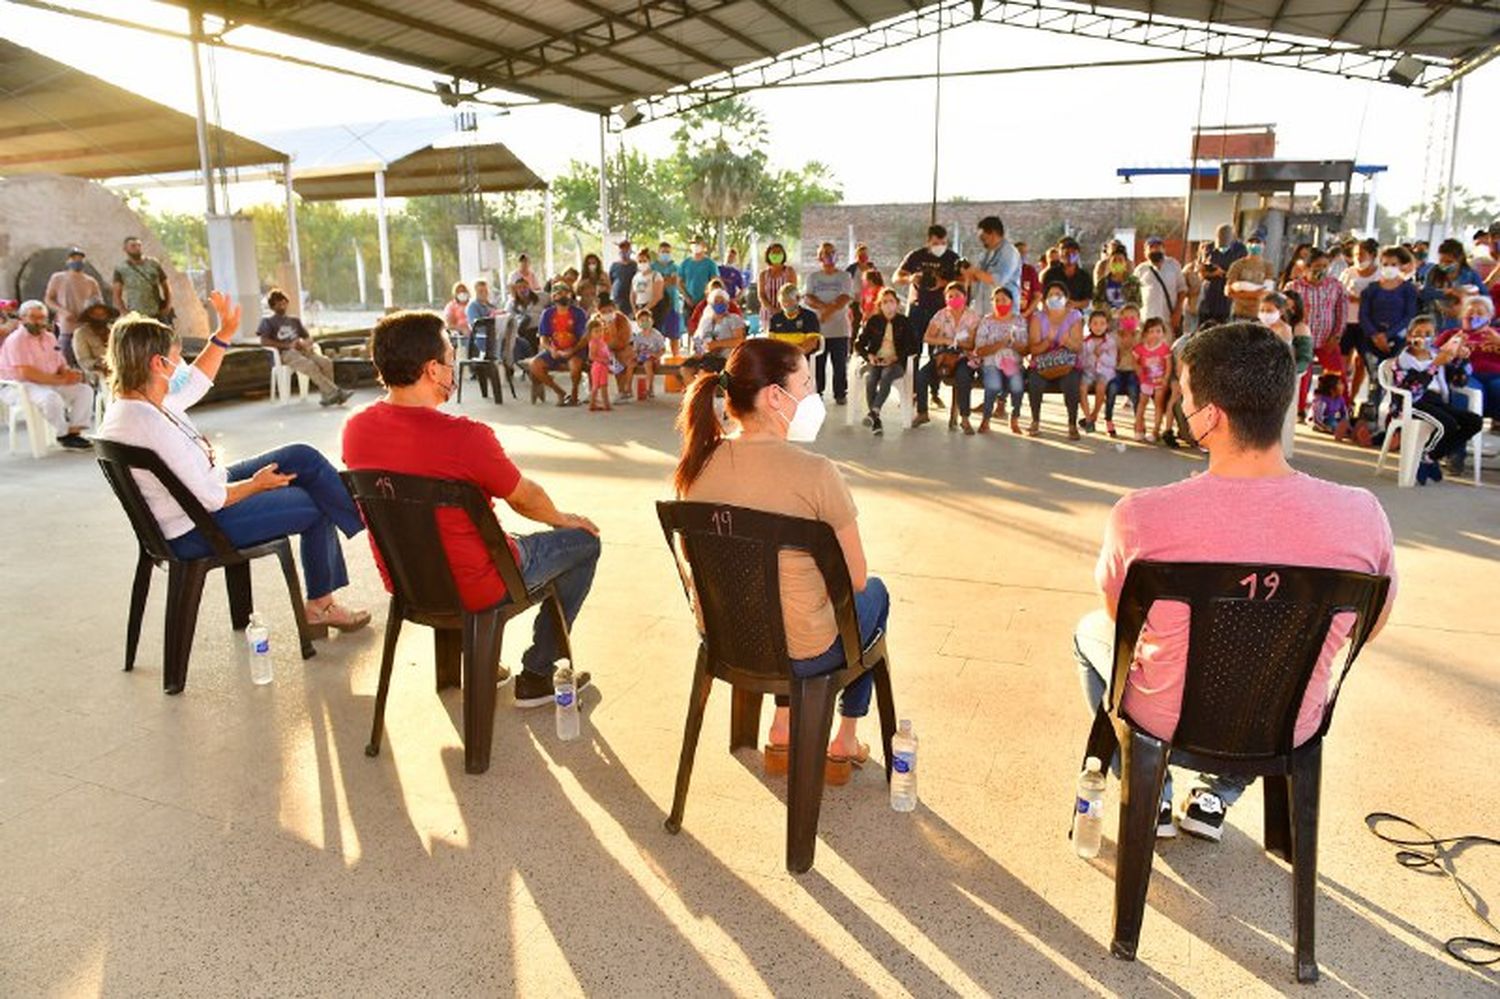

{"left": 673, "top": 339, "right": 892, "bottom": 784}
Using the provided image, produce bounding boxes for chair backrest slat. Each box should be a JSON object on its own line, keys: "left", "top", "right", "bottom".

{"left": 1110, "top": 561, "right": 1389, "bottom": 759}
{"left": 656, "top": 501, "right": 864, "bottom": 682}
{"left": 93, "top": 438, "right": 239, "bottom": 561}
{"left": 340, "top": 470, "right": 529, "bottom": 619}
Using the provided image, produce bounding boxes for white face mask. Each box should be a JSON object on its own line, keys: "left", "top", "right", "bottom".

{"left": 1045, "top": 295, "right": 1066, "bottom": 311}
{"left": 930, "top": 243, "right": 948, "bottom": 256}
{"left": 1379, "top": 265, "right": 1401, "bottom": 281}
{"left": 777, "top": 386, "right": 826, "bottom": 442}
{"left": 1258, "top": 310, "right": 1281, "bottom": 326}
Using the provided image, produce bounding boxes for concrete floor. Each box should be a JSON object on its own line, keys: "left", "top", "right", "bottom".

{"left": 1, "top": 384, "right": 1496, "bottom": 998}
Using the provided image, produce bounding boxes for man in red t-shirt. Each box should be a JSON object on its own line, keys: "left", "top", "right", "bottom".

{"left": 343, "top": 311, "right": 601, "bottom": 707}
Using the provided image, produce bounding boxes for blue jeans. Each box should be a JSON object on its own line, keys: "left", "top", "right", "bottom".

{"left": 169, "top": 443, "right": 364, "bottom": 601}
{"left": 1468, "top": 370, "right": 1500, "bottom": 419}
{"left": 784, "top": 576, "right": 890, "bottom": 718}
{"left": 1105, "top": 371, "right": 1141, "bottom": 421}
{"left": 509, "top": 528, "right": 601, "bottom": 678}
{"left": 980, "top": 366, "right": 1024, "bottom": 419}
{"left": 863, "top": 362, "right": 903, "bottom": 415}
{"left": 814, "top": 336, "right": 850, "bottom": 400}
{"left": 1071, "top": 609, "right": 1250, "bottom": 808}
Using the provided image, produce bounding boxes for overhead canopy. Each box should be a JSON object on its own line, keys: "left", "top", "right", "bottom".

{"left": 291, "top": 141, "right": 546, "bottom": 202}
{"left": 0, "top": 38, "right": 284, "bottom": 180}
{"left": 166, "top": 1, "right": 1500, "bottom": 121}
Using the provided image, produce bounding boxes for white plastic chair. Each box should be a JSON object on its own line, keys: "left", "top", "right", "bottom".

{"left": 92, "top": 377, "right": 113, "bottom": 426}
{"left": 263, "top": 346, "right": 312, "bottom": 405}
{"left": 1451, "top": 383, "right": 1485, "bottom": 485}
{"left": 1374, "top": 358, "right": 1443, "bottom": 488}
{"left": 0, "top": 379, "right": 54, "bottom": 458}
{"left": 844, "top": 352, "right": 911, "bottom": 434}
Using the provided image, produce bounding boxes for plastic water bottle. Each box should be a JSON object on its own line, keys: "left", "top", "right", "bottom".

{"left": 890, "top": 719, "right": 918, "bottom": 812}
{"left": 554, "top": 659, "right": 580, "bottom": 741}
{"left": 1073, "top": 756, "right": 1107, "bottom": 858}
{"left": 246, "top": 614, "right": 272, "bottom": 686}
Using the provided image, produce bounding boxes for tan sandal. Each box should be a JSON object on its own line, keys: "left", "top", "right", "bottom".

{"left": 306, "top": 602, "right": 371, "bottom": 635}
{"left": 763, "top": 743, "right": 788, "bottom": 777}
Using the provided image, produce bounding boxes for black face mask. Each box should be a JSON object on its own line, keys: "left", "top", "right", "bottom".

{"left": 1148, "top": 250, "right": 1164, "bottom": 265}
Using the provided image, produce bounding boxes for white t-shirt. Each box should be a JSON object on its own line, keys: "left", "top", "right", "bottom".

{"left": 97, "top": 366, "right": 227, "bottom": 539}
{"left": 1340, "top": 265, "right": 1379, "bottom": 324}
{"left": 1134, "top": 258, "right": 1186, "bottom": 325}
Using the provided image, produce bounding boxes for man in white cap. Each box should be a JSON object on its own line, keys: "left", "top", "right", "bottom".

{"left": 0, "top": 300, "right": 94, "bottom": 449}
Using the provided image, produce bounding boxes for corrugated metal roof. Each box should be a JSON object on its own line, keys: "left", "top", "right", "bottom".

{"left": 161, "top": 1, "right": 1500, "bottom": 114}
{"left": 0, "top": 39, "right": 284, "bottom": 180}
{"left": 291, "top": 140, "right": 546, "bottom": 201}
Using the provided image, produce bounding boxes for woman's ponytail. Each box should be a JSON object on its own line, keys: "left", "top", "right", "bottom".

{"left": 673, "top": 370, "right": 727, "bottom": 497}
{"left": 672, "top": 339, "right": 802, "bottom": 497}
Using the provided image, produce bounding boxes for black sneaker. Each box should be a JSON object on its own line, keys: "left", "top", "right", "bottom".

{"left": 1161, "top": 430, "right": 1179, "bottom": 449}
{"left": 56, "top": 433, "right": 92, "bottom": 451}
{"left": 1178, "top": 788, "right": 1226, "bottom": 841}
{"left": 1157, "top": 804, "right": 1178, "bottom": 839}
{"left": 514, "top": 668, "right": 592, "bottom": 708}
{"left": 834, "top": 396, "right": 847, "bottom": 406}
{"left": 870, "top": 414, "right": 883, "bottom": 436}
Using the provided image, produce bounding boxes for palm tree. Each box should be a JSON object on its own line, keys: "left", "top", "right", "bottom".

{"left": 685, "top": 139, "right": 762, "bottom": 258}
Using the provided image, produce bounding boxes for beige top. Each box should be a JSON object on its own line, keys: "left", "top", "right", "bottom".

{"left": 44, "top": 270, "right": 103, "bottom": 335}
{"left": 683, "top": 437, "right": 858, "bottom": 658}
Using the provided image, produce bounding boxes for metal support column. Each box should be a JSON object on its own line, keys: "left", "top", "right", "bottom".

{"left": 598, "top": 114, "right": 610, "bottom": 256}
{"left": 375, "top": 168, "right": 394, "bottom": 310}
{"left": 1440, "top": 77, "right": 1463, "bottom": 242}
{"left": 189, "top": 13, "right": 216, "bottom": 218}
{"left": 544, "top": 187, "right": 556, "bottom": 281}
{"left": 1363, "top": 172, "right": 1379, "bottom": 237}
{"left": 283, "top": 160, "right": 304, "bottom": 316}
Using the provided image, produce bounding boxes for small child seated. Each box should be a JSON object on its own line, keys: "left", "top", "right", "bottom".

{"left": 1309, "top": 372, "right": 1351, "bottom": 440}
{"left": 631, "top": 309, "right": 668, "bottom": 399}
{"left": 1132, "top": 316, "right": 1172, "bottom": 442}
{"left": 1078, "top": 310, "right": 1118, "bottom": 434}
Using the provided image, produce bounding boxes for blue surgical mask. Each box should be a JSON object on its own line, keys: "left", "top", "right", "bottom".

{"left": 712, "top": 302, "right": 728, "bottom": 315}
{"left": 167, "top": 360, "right": 193, "bottom": 394}
{"left": 67, "top": 260, "right": 85, "bottom": 271}
{"left": 1248, "top": 244, "right": 1263, "bottom": 256}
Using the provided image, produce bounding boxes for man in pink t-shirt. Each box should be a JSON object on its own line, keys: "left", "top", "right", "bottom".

{"left": 0, "top": 299, "right": 94, "bottom": 449}
{"left": 1073, "top": 321, "right": 1396, "bottom": 841}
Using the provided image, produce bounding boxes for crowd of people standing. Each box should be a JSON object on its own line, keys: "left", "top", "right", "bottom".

{"left": 434, "top": 218, "right": 1497, "bottom": 478}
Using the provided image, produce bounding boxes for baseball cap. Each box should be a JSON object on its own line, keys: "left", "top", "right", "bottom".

{"left": 67, "top": 246, "right": 85, "bottom": 258}
{"left": 1144, "top": 235, "right": 1164, "bottom": 246}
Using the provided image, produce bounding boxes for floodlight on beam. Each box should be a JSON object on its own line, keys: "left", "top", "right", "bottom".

{"left": 1386, "top": 54, "right": 1425, "bottom": 87}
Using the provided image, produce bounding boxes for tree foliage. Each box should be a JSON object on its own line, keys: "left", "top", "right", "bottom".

{"left": 551, "top": 99, "right": 841, "bottom": 255}
{"left": 1401, "top": 185, "right": 1499, "bottom": 236}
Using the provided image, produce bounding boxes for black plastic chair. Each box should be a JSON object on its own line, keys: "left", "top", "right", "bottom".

{"left": 456, "top": 317, "right": 508, "bottom": 404}
{"left": 1079, "top": 560, "right": 1390, "bottom": 983}
{"left": 656, "top": 501, "right": 897, "bottom": 874}
{"left": 340, "top": 470, "right": 572, "bottom": 774}
{"left": 93, "top": 439, "right": 317, "bottom": 695}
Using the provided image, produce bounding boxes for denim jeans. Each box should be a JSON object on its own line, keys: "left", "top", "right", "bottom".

{"left": 814, "top": 337, "right": 850, "bottom": 400}
{"left": 1468, "top": 370, "right": 1500, "bottom": 419}
{"left": 980, "top": 366, "right": 1024, "bottom": 419}
{"left": 509, "top": 527, "right": 601, "bottom": 678}
{"left": 1071, "top": 609, "right": 1251, "bottom": 808}
{"left": 1105, "top": 371, "right": 1141, "bottom": 421}
{"left": 169, "top": 443, "right": 365, "bottom": 601}
{"left": 780, "top": 576, "right": 890, "bottom": 718}
{"left": 863, "top": 362, "right": 903, "bottom": 415}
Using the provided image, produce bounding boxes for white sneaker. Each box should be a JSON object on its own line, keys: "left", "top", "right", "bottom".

{"left": 1157, "top": 804, "right": 1178, "bottom": 839}
{"left": 1179, "top": 789, "right": 1226, "bottom": 841}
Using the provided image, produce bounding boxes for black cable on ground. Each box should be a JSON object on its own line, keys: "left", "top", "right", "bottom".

{"left": 1365, "top": 811, "right": 1500, "bottom": 967}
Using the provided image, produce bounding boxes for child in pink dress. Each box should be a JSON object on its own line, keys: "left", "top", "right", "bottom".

{"left": 1079, "top": 310, "right": 1118, "bottom": 433}
{"left": 587, "top": 319, "right": 613, "bottom": 412}
{"left": 1132, "top": 317, "right": 1172, "bottom": 442}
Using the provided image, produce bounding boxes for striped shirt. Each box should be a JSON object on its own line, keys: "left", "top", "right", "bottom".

{"left": 1291, "top": 275, "right": 1347, "bottom": 349}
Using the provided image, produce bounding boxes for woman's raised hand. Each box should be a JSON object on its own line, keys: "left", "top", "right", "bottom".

{"left": 210, "top": 290, "right": 242, "bottom": 341}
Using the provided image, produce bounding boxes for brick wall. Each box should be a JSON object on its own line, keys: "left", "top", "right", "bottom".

{"left": 799, "top": 195, "right": 1367, "bottom": 272}
{"left": 0, "top": 174, "right": 208, "bottom": 337}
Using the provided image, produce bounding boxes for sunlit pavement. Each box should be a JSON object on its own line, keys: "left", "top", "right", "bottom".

{"left": 2, "top": 385, "right": 1495, "bottom": 996}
